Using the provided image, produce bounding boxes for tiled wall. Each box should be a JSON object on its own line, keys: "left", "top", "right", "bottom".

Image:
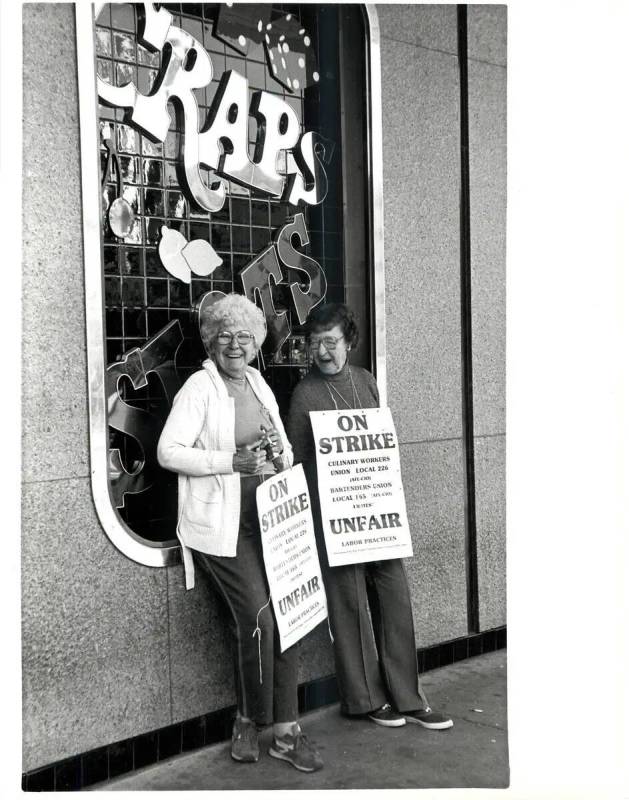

{"left": 22, "top": 3, "right": 506, "bottom": 773}
{"left": 379, "top": 3, "right": 468, "bottom": 645}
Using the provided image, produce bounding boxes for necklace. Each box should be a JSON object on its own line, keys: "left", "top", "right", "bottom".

{"left": 324, "top": 368, "right": 362, "bottom": 410}
{"left": 218, "top": 366, "right": 246, "bottom": 383}
{"left": 218, "top": 368, "right": 249, "bottom": 395}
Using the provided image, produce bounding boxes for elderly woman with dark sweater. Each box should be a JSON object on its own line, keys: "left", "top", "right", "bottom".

{"left": 157, "top": 293, "right": 322, "bottom": 772}
{"left": 287, "top": 302, "right": 453, "bottom": 731}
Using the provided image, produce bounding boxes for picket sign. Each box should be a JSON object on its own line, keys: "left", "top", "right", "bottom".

{"left": 256, "top": 464, "right": 328, "bottom": 652}
{"left": 309, "top": 407, "right": 414, "bottom": 567}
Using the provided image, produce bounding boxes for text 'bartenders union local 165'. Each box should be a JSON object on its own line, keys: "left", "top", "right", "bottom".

{"left": 309, "top": 408, "right": 414, "bottom": 567}
{"left": 256, "top": 465, "right": 328, "bottom": 652}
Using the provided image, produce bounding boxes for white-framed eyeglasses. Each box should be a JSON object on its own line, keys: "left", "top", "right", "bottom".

{"left": 216, "top": 330, "right": 255, "bottom": 346}
{"left": 307, "top": 334, "right": 345, "bottom": 351}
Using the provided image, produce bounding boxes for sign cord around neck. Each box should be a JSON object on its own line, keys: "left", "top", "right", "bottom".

{"left": 324, "top": 367, "right": 361, "bottom": 410}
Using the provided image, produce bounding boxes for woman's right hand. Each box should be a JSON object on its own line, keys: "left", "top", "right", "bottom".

{"left": 232, "top": 442, "right": 266, "bottom": 474}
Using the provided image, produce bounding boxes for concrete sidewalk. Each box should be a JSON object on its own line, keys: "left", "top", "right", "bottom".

{"left": 93, "top": 650, "right": 508, "bottom": 791}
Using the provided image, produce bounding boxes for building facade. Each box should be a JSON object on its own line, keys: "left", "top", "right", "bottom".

{"left": 22, "top": 3, "right": 506, "bottom": 786}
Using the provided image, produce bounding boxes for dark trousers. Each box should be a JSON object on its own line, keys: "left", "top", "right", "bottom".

{"left": 322, "top": 557, "right": 428, "bottom": 715}
{"left": 304, "top": 463, "right": 427, "bottom": 716}
{"left": 193, "top": 475, "right": 299, "bottom": 726}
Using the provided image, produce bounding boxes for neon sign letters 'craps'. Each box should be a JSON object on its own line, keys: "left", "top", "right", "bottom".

{"left": 95, "top": 2, "right": 333, "bottom": 213}
{"left": 97, "top": 2, "right": 332, "bottom": 358}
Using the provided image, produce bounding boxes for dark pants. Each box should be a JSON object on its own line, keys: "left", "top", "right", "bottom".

{"left": 193, "top": 475, "right": 299, "bottom": 726}
{"left": 322, "top": 557, "right": 428, "bottom": 715}
{"left": 305, "top": 464, "right": 427, "bottom": 715}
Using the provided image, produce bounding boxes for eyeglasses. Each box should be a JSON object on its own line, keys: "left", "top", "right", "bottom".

{"left": 307, "top": 335, "right": 345, "bottom": 351}
{"left": 216, "top": 330, "right": 255, "bottom": 346}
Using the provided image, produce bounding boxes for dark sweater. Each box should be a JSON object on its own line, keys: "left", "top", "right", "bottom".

{"left": 286, "top": 360, "right": 380, "bottom": 469}
{"left": 287, "top": 361, "right": 380, "bottom": 563}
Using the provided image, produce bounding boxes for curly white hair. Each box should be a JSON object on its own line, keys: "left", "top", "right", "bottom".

{"left": 200, "top": 293, "right": 267, "bottom": 360}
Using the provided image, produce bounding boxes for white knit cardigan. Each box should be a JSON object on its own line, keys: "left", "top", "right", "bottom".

{"left": 157, "top": 359, "right": 293, "bottom": 589}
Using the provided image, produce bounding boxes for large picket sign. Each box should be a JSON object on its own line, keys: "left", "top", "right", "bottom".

{"left": 256, "top": 465, "right": 328, "bottom": 652}
{"left": 309, "top": 407, "right": 413, "bottom": 566}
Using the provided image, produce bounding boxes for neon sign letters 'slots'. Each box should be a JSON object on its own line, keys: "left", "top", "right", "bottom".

{"left": 106, "top": 320, "right": 183, "bottom": 508}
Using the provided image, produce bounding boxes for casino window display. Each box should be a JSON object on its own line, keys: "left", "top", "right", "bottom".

{"left": 91, "top": 3, "right": 376, "bottom": 549}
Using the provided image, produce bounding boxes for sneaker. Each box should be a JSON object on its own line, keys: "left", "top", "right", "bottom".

{"left": 231, "top": 717, "right": 259, "bottom": 762}
{"left": 404, "top": 707, "right": 453, "bottom": 730}
{"left": 366, "top": 703, "right": 406, "bottom": 727}
{"left": 268, "top": 724, "right": 323, "bottom": 772}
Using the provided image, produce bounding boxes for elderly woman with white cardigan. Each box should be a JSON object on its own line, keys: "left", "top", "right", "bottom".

{"left": 157, "top": 293, "right": 322, "bottom": 773}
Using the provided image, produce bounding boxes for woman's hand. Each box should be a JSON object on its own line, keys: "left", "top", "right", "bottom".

{"left": 233, "top": 442, "right": 266, "bottom": 474}
{"left": 260, "top": 425, "right": 284, "bottom": 456}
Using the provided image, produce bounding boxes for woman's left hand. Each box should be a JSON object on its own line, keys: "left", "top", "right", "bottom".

{"left": 261, "top": 425, "right": 283, "bottom": 455}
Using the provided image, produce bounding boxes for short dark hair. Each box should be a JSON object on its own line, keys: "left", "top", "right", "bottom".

{"left": 305, "top": 303, "right": 359, "bottom": 348}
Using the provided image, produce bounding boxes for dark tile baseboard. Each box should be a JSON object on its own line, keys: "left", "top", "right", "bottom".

{"left": 22, "top": 625, "right": 506, "bottom": 791}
